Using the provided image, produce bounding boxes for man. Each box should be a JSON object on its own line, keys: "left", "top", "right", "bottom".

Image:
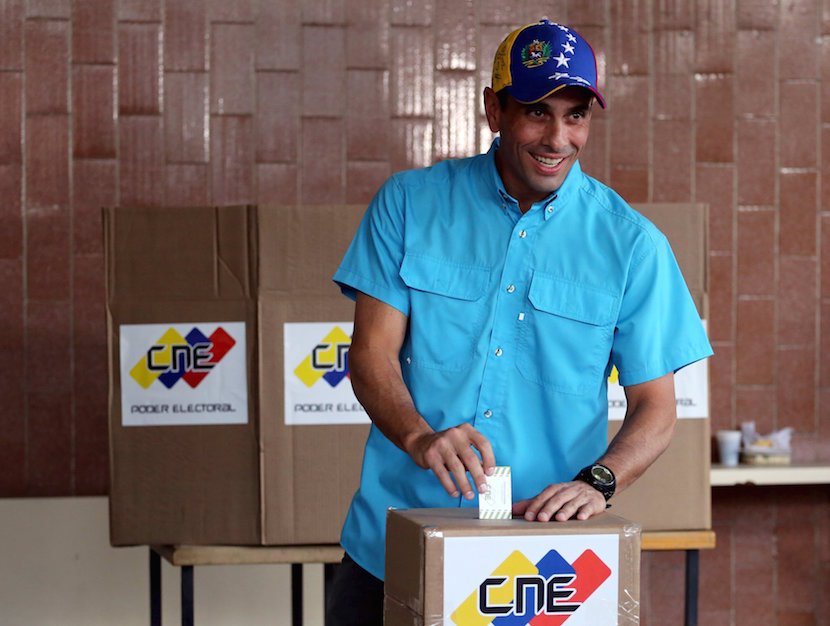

{"left": 327, "top": 19, "right": 712, "bottom": 624}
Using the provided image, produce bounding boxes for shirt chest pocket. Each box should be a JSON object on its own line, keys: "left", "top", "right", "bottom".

{"left": 399, "top": 254, "right": 490, "bottom": 371}
{"left": 517, "top": 273, "right": 618, "bottom": 395}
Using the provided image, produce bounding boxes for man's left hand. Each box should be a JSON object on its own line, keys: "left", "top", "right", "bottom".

{"left": 512, "top": 481, "right": 607, "bottom": 522}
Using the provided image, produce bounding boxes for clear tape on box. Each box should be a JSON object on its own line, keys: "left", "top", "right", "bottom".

{"left": 384, "top": 509, "right": 642, "bottom": 626}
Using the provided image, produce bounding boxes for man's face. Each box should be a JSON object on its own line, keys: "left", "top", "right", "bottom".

{"left": 484, "top": 86, "right": 593, "bottom": 211}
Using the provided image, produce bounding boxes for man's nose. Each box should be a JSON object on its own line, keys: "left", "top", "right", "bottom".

{"left": 542, "top": 119, "right": 568, "bottom": 150}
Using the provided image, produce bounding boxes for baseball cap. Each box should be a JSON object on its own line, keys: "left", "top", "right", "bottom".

{"left": 492, "top": 19, "right": 606, "bottom": 108}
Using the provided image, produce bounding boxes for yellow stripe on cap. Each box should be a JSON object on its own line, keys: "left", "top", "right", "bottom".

{"left": 492, "top": 22, "right": 536, "bottom": 92}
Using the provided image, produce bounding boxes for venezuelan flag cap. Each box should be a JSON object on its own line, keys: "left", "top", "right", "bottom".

{"left": 492, "top": 19, "right": 606, "bottom": 108}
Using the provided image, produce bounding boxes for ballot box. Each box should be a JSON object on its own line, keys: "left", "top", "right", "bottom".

{"left": 384, "top": 508, "right": 641, "bottom": 625}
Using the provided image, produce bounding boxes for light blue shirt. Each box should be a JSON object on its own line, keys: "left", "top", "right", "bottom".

{"left": 333, "top": 139, "right": 713, "bottom": 580}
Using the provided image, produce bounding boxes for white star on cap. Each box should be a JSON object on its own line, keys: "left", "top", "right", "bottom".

{"left": 562, "top": 42, "right": 575, "bottom": 54}
{"left": 566, "top": 33, "right": 577, "bottom": 42}
{"left": 553, "top": 52, "right": 570, "bottom": 67}
{"left": 556, "top": 24, "right": 569, "bottom": 32}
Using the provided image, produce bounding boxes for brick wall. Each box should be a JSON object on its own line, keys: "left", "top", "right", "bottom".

{"left": 1, "top": 0, "right": 829, "bottom": 622}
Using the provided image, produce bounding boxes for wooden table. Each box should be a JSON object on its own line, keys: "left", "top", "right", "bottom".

{"left": 149, "top": 529, "right": 716, "bottom": 626}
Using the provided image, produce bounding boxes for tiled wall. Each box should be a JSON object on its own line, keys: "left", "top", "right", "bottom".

{"left": 2, "top": 0, "right": 829, "bottom": 622}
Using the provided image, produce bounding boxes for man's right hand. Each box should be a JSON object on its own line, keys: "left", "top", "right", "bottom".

{"left": 403, "top": 423, "right": 495, "bottom": 500}
{"left": 349, "top": 294, "right": 496, "bottom": 501}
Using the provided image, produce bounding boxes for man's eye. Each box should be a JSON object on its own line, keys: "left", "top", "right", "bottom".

{"left": 529, "top": 108, "right": 545, "bottom": 118}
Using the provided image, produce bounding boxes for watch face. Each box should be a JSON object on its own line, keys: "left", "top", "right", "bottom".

{"left": 591, "top": 465, "right": 613, "bottom": 484}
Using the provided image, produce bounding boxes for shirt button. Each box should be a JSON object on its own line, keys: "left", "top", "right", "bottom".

{"left": 495, "top": 348, "right": 503, "bottom": 357}
{"left": 518, "top": 230, "right": 527, "bottom": 238}
{"left": 506, "top": 284, "right": 515, "bottom": 293}
{"left": 546, "top": 206, "right": 554, "bottom": 215}
{"left": 483, "top": 409, "right": 493, "bottom": 418}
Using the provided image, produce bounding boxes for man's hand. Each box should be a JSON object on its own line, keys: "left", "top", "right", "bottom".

{"left": 512, "top": 481, "right": 607, "bottom": 522}
{"left": 404, "top": 424, "right": 495, "bottom": 500}
{"left": 349, "top": 294, "right": 497, "bottom": 501}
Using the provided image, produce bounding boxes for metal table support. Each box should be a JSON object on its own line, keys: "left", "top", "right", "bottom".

{"left": 150, "top": 532, "right": 715, "bottom": 626}
{"left": 685, "top": 549, "right": 699, "bottom": 626}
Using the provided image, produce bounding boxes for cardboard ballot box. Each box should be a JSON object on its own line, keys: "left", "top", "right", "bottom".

{"left": 105, "top": 205, "right": 370, "bottom": 546}
{"left": 385, "top": 508, "right": 641, "bottom": 626}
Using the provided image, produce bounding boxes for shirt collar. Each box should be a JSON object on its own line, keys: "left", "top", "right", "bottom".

{"left": 482, "top": 138, "right": 584, "bottom": 220}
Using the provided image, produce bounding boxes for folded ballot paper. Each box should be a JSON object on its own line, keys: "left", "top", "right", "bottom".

{"left": 479, "top": 466, "right": 512, "bottom": 519}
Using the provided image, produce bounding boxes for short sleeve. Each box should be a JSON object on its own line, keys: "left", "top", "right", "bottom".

{"left": 332, "top": 175, "right": 410, "bottom": 316}
{"left": 611, "top": 232, "right": 713, "bottom": 387}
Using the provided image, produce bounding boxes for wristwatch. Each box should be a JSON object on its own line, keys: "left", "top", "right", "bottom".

{"left": 574, "top": 463, "right": 616, "bottom": 501}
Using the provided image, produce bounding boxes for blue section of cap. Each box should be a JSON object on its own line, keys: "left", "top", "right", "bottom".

{"left": 506, "top": 21, "right": 605, "bottom": 107}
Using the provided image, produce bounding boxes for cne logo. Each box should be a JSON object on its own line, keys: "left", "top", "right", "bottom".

{"left": 129, "top": 326, "right": 236, "bottom": 390}
{"left": 451, "top": 549, "right": 611, "bottom": 626}
{"left": 293, "top": 325, "right": 351, "bottom": 388}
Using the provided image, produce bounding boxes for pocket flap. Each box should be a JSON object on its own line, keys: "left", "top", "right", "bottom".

{"left": 399, "top": 254, "right": 489, "bottom": 301}
{"left": 528, "top": 273, "right": 618, "bottom": 326}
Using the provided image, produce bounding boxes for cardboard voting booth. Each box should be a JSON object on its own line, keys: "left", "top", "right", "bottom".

{"left": 609, "top": 204, "right": 710, "bottom": 531}
{"left": 105, "top": 205, "right": 370, "bottom": 546}
{"left": 105, "top": 202, "right": 709, "bottom": 546}
{"left": 385, "top": 508, "right": 641, "bottom": 626}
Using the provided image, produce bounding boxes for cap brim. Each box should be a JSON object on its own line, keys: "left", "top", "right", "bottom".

{"left": 508, "top": 82, "right": 606, "bottom": 109}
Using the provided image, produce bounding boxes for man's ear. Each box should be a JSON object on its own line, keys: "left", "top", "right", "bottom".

{"left": 483, "top": 87, "right": 501, "bottom": 133}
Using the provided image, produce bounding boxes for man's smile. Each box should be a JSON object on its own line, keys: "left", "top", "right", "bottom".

{"left": 530, "top": 152, "right": 569, "bottom": 173}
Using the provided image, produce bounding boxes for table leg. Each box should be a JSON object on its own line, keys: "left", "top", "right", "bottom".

{"left": 291, "top": 564, "right": 303, "bottom": 626}
{"left": 150, "top": 549, "right": 161, "bottom": 626}
{"left": 684, "top": 549, "right": 699, "bottom": 626}
{"left": 181, "top": 566, "right": 194, "bottom": 626}
{"left": 323, "top": 563, "right": 338, "bottom": 626}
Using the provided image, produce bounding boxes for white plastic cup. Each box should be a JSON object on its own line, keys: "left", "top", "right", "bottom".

{"left": 716, "top": 430, "right": 742, "bottom": 466}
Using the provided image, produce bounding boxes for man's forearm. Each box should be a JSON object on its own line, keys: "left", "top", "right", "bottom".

{"left": 598, "top": 372, "right": 677, "bottom": 492}
{"left": 348, "top": 342, "right": 432, "bottom": 454}
{"left": 349, "top": 293, "right": 495, "bottom": 499}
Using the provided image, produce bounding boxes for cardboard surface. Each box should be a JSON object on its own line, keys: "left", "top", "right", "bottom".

{"left": 385, "top": 508, "right": 641, "bottom": 626}
{"left": 259, "top": 292, "right": 368, "bottom": 544}
{"left": 608, "top": 420, "right": 710, "bottom": 530}
{"left": 106, "top": 205, "right": 369, "bottom": 546}
{"left": 609, "top": 203, "right": 711, "bottom": 531}
{"left": 633, "top": 203, "right": 707, "bottom": 315}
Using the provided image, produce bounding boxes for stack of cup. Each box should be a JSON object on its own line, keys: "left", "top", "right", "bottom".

{"left": 716, "top": 430, "right": 742, "bottom": 466}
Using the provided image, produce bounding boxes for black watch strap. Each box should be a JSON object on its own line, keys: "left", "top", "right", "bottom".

{"left": 574, "top": 463, "right": 616, "bottom": 502}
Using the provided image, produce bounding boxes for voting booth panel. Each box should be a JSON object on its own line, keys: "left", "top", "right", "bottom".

{"left": 105, "top": 205, "right": 369, "bottom": 546}
{"left": 105, "top": 203, "right": 709, "bottom": 546}
{"left": 608, "top": 204, "right": 710, "bottom": 531}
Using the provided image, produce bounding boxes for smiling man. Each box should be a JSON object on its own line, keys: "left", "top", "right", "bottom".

{"left": 326, "top": 19, "right": 712, "bottom": 625}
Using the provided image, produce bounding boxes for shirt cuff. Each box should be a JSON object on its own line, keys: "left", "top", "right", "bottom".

{"left": 617, "top": 344, "right": 714, "bottom": 387}
{"left": 333, "top": 268, "right": 410, "bottom": 317}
